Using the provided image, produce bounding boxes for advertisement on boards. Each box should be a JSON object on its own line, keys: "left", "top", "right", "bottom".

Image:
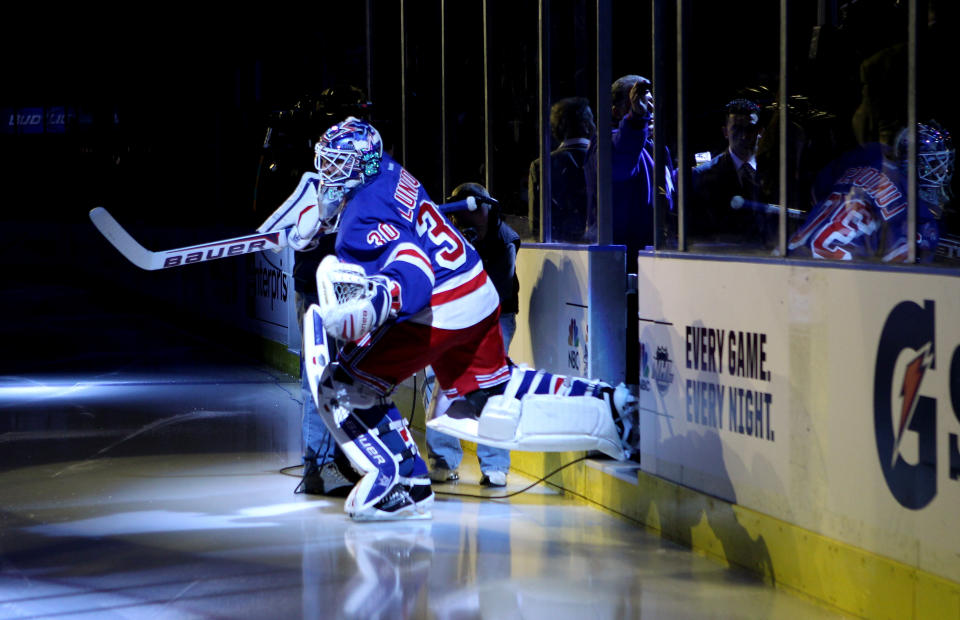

{"left": 636, "top": 256, "right": 960, "bottom": 582}
{"left": 246, "top": 247, "right": 294, "bottom": 348}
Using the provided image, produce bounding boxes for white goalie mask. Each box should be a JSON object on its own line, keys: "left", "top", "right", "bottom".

{"left": 313, "top": 117, "right": 383, "bottom": 233}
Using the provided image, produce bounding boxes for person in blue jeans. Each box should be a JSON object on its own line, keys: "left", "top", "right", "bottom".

{"left": 423, "top": 182, "right": 520, "bottom": 487}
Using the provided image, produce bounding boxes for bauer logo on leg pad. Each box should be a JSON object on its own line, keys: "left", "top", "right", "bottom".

{"left": 341, "top": 417, "right": 399, "bottom": 511}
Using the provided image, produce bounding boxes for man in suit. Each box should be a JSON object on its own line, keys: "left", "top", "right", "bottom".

{"left": 690, "top": 98, "right": 771, "bottom": 248}
{"left": 528, "top": 97, "right": 596, "bottom": 242}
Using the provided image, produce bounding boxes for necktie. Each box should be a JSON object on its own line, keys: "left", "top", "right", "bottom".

{"left": 739, "top": 163, "right": 757, "bottom": 200}
{"left": 739, "top": 163, "right": 755, "bottom": 188}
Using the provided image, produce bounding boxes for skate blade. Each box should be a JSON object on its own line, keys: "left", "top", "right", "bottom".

{"left": 349, "top": 507, "right": 433, "bottom": 522}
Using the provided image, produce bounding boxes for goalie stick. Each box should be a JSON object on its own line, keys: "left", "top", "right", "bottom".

{"left": 90, "top": 197, "right": 484, "bottom": 271}
{"left": 89, "top": 207, "right": 289, "bottom": 271}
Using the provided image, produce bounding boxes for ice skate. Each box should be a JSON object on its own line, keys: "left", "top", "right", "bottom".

{"left": 348, "top": 481, "right": 433, "bottom": 521}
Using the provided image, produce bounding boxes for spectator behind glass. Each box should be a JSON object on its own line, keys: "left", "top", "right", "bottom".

{"left": 584, "top": 75, "right": 675, "bottom": 257}
{"left": 528, "top": 97, "right": 596, "bottom": 242}
{"left": 689, "top": 98, "right": 773, "bottom": 250}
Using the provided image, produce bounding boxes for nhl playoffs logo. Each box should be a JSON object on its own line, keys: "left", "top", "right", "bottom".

{"left": 653, "top": 346, "right": 674, "bottom": 395}
{"left": 874, "top": 300, "right": 938, "bottom": 509}
{"left": 640, "top": 342, "right": 675, "bottom": 395}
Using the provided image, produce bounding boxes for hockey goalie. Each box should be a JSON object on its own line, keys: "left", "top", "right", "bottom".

{"left": 261, "top": 117, "right": 635, "bottom": 521}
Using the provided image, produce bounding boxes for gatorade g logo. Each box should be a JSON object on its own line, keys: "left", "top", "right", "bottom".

{"left": 874, "top": 299, "right": 960, "bottom": 509}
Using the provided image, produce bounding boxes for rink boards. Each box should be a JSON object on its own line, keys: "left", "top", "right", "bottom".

{"left": 509, "top": 245, "right": 960, "bottom": 619}
{"left": 633, "top": 255, "right": 960, "bottom": 585}
{"left": 509, "top": 244, "right": 628, "bottom": 386}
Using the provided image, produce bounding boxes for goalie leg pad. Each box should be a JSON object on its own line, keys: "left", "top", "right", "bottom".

{"left": 311, "top": 362, "right": 430, "bottom": 518}
{"left": 338, "top": 413, "right": 401, "bottom": 514}
{"left": 427, "top": 366, "right": 633, "bottom": 461}
{"left": 353, "top": 404, "right": 428, "bottom": 480}
{"left": 432, "top": 393, "right": 624, "bottom": 460}
{"left": 303, "top": 304, "right": 331, "bottom": 410}
{"left": 342, "top": 405, "right": 432, "bottom": 520}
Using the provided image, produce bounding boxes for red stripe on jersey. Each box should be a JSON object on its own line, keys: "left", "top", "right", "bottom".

{"left": 389, "top": 281, "right": 402, "bottom": 312}
{"left": 477, "top": 366, "right": 511, "bottom": 388}
{"left": 397, "top": 247, "right": 432, "bottom": 272}
{"left": 431, "top": 270, "right": 488, "bottom": 305}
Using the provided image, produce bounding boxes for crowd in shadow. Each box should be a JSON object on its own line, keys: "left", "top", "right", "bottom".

{"left": 523, "top": 0, "right": 957, "bottom": 265}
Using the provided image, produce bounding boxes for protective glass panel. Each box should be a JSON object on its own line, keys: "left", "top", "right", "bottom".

{"left": 786, "top": 1, "right": 918, "bottom": 264}
{"left": 920, "top": 1, "right": 959, "bottom": 267}
{"left": 535, "top": 1, "right": 597, "bottom": 244}
{"left": 684, "top": 0, "right": 782, "bottom": 256}
{"left": 649, "top": 2, "right": 678, "bottom": 253}
{"left": 600, "top": 3, "right": 665, "bottom": 255}
{"left": 440, "top": 1, "right": 485, "bottom": 203}
{"left": 484, "top": 2, "right": 541, "bottom": 241}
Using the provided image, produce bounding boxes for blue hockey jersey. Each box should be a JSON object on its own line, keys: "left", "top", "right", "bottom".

{"left": 334, "top": 153, "right": 500, "bottom": 329}
{"left": 788, "top": 143, "right": 940, "bottom": 262}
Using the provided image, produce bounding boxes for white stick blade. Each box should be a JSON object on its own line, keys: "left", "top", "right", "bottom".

{"left": 89, "top": 207, "right": 161, "bottom": 270}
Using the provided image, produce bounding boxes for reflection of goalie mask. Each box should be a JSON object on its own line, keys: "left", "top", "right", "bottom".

{"left": 313, "top": 117, "right": 383, "bottom": 233}
{"left": 896, "top": 121, "right": 955, "bottom": 216}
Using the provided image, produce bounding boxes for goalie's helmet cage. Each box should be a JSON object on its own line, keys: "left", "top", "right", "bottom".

{"left": 311, "top": 117, "right": 383, "bottom": 234}
{"left": 895, "top": 121, "right": 955, "bottom": 215}
{"left": 314, "top": 117, "right": 383, "bottom": 190}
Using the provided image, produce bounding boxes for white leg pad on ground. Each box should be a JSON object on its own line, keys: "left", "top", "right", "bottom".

{"left": 427, "top": 391, "right": 626, "bottom": 460}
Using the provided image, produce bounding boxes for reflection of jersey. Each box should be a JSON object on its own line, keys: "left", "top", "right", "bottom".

{"left": 335, "top": 152, "right": 500, "bottom": 329}
{"left": 789, "top": 143, "right": 940, "bottom": 262}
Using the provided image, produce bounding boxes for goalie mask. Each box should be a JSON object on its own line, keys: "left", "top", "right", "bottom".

{"left": 895, "top": 121, "right": 955, "bottom": 217}
{"left": 313, "top": 117, "right": 384, "bottom": 233}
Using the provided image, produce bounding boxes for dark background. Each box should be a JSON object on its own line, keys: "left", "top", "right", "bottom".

{"left": 0, "top": 1, "right": 785, "bottom": 231}
{"left": 2, "top": 1, "right": 951, "bottom": 298}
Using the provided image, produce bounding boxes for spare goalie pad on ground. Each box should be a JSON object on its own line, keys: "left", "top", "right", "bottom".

{"left": 426, "top": 366, "right": 633, "bottom": 460}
